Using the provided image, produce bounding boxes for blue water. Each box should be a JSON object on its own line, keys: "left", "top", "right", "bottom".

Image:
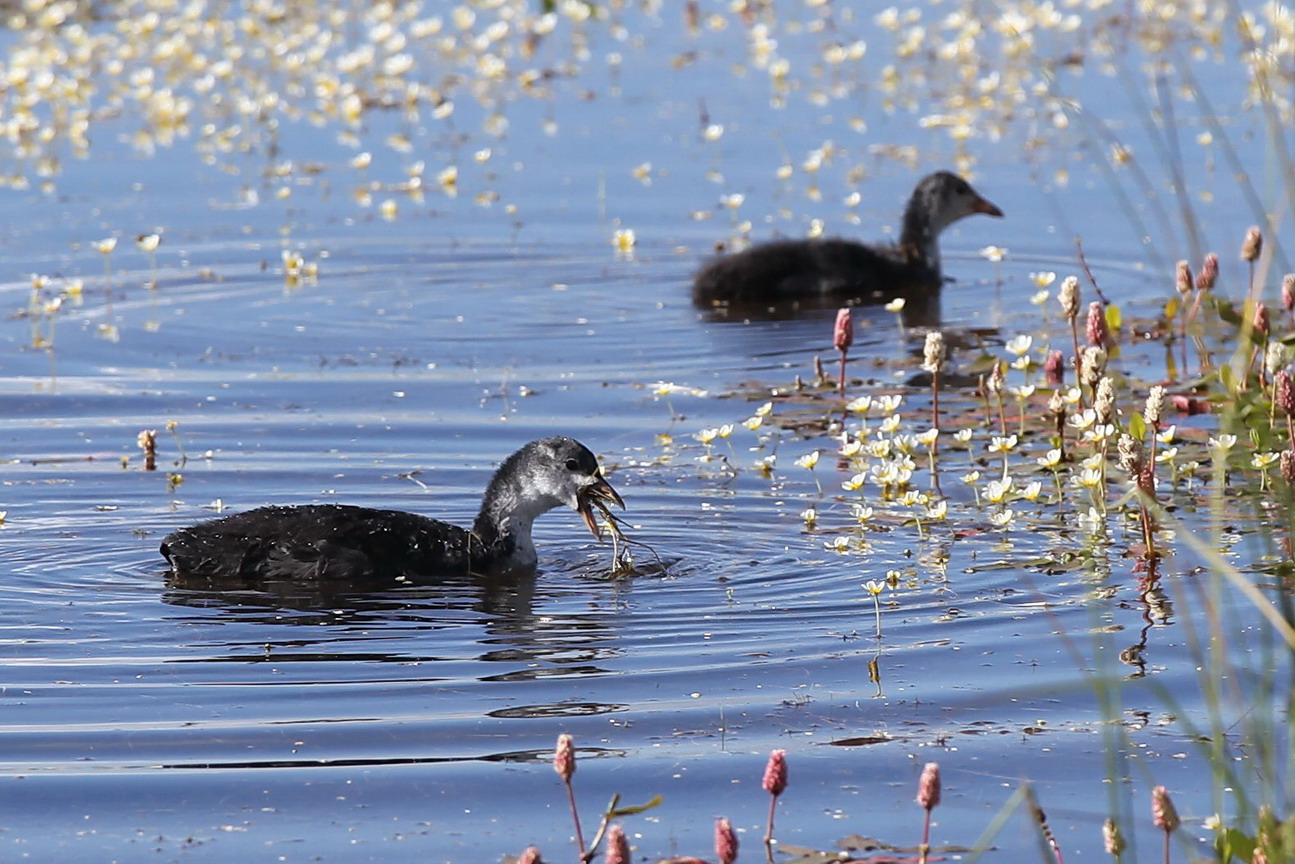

{"left": 2, "top": 4, "right": 1292, "bottom": 863}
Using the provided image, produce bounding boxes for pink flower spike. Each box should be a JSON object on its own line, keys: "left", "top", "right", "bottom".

{"left": 1102, "top": 818, "right": 1124, "bottom": 856}
{"left": 1174, "top": 260, "right": 1192, "bottom": 296}
{"left": 1197, "top": 253, "right": 1219, "bottom": 291}
{"left": 834, "top": 309, "right": 854, "bottom": 397}
{"left": 554, "top": 733, "right": 575, "bottom": 783}
{"left": 834, "top": 308, "right": 854, "bottom": 353}
{"left": 1254, "top": 302, "right": 1270, "bottom": 336}
{"left": 1242, "top": 226, "right": 1263, "bottom": 262}
{"left": 606, "top": 824, "right": 629, "bottom": 864}
{"left": 555, "top": 733, "right": 585, "bottom": 857}
{"left": 1085, "top": 301, "right": 1109, "bottom": 347}
{"left": 1044, "top": 349, "right": 1064, "bottom": 387}
{"left": 763, "top": 749, "right": 788, "bottom": 796}
{"left": 917, "top": 762, "right": 941, "bottom": 811}
{"left": 715, "top": 817, "right": 739, "bottom": 864}
{"left": 1151, "top": 785, "right": 1180, "bottom": 832}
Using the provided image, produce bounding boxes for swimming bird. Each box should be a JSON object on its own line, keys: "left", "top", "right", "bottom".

{"left": 692, "top": 171, "right": 1003, "bottom": 306}
{"left": 160, "top": 437, "right": 624, "bottom": 582}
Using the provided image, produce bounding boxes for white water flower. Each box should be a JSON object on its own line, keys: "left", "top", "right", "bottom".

{"left": 984, "top": 477, "right": 1014, "bottom": 503}
{"left": 1081, "top": 453, "right": 1106, "bottom": 471}
{"left": 1076, "top": 467, "right": 1103, "bottom": 488}
{"left": 1209, "top": 434, "right": 1237, "bottom": 452}
{"left": 612, "top": 228, "right": 636, "bottom": 253}
{"left": 1082, "top": 423, "right": 1116, "bottom": 444}
{"left": 1037, "top": 448, "right": 1063, "bottom": 469}
{"left": 1253, "top": 452, "right": 1279, "bottom": 470}
{"left": 1077, "top": 506, "right": 1105, "bottom": 533}
{"left": 988, "top": 434, "right": 1019, "bottom": 454}
{"left": 876, "top": 394, "right": 904, "bottom": 413}
{"left": 1005, "top": 334, "right": 1033, "bottom": 356}
{"left": 1068, "top": 409, "right": 1097, "bottom": 431}
{"left": 1011, "top": 384, "right": 1036, "bottom": 399}
{"left": 841, "top": 472, "right": 866, "bottom": 491}
{"left": 845, "top": 395, "right": 873, "bottom": 413}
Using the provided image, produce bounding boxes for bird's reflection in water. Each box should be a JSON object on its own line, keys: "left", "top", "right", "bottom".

{"left": 160, "top": 567, "right": 627, "bottom": 684}
{"left": 695, "top": 280, "right": 943, "bottom": 328}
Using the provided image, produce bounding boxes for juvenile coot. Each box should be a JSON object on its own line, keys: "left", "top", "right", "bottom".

{"left": 160, "top": 437, "right": 624, "bottom": 581}
{"left": 693, "top": 171, "right": 1003, "bottom": 305}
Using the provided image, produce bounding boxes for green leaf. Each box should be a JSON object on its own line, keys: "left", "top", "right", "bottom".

{"left": 609, "top": 794, "right": 663, "bottom": 817}
{"left": 1104, "top": 303, "right": 1122, "bottom": 333}
{"left": 1220, "top": 363, "right": 1236, "bottom": 395}
{"left": 1214, "top": 826, "right": 1256, "bottom": 863}
{"left": 1129, "top": 412, "right": 1146, "bottom": 441}
{"left": 1217, "top": 299, "right": 1243, "bottom": 326}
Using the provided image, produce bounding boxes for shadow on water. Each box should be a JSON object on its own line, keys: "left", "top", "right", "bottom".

{"left": 693, "top": 279, "right": 945, "bottom": 327}
{"left": 155, "top": 743, "right": 629, "bottom": 772}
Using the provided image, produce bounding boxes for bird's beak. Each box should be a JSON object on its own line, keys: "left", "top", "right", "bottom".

{"left": 972, "top": 196, "right": 1004, "bottom": 218}
{"left": 576, "top": 473, "right": 625, "bottom": 539}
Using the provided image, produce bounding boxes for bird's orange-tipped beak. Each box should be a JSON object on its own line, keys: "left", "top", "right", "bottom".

{"left": 972, "top": 196, "right": 1004, "bottom": 218}
{"left": 576, "top": 474, "right": 625, "bottom": 539}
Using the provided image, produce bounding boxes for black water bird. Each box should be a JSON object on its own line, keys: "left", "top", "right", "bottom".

{"left": 693, "top": 171, "right": 1003, "bottom": 307}
{"left": 160, "top": 437, "right": 624, "bottom": 582}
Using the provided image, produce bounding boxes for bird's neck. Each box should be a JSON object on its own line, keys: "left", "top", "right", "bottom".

{"left": 471, "top": 487, "right": 542, "bottom": 569}
{"left": 899, "top": 203, "right": 942, "bottom": 274}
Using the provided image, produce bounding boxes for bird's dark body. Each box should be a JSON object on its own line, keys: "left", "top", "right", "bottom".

{"left": 692, "top": 171, "right": 1001, "bottom": 308}
{"left": 159, "top": 437, "right": 622, "bottom": 584}
{"left": 692, "top": 238, "right": 936, "bottom": 304}
{"left": 160, "top": 504, "right": 484, "bottom": 582}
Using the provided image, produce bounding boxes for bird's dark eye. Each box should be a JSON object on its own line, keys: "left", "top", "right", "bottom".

{"left": 565, "top": 459, "right": 580, "bottom": 471}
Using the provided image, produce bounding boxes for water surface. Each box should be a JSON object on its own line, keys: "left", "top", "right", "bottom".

{"left": 2, "top": 3, "right": 1292, "bottom": 862}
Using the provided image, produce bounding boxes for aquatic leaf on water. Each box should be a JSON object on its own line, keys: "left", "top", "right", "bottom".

{"left": 608, "top": 794, "right": 663, "bottom": 818}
